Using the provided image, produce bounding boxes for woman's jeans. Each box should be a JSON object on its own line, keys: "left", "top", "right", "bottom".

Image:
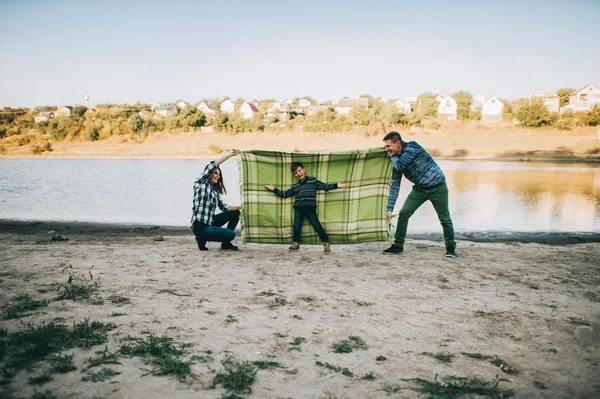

{"left": 193, "top": 210, "right": 240, "bottom": 244}
{"left": 293, "top": 207, "right": 329, "bottom": 243}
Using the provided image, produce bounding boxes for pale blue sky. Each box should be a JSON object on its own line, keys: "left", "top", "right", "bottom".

{"left": 1, "top": 0, "right": 598, "bottom": 107}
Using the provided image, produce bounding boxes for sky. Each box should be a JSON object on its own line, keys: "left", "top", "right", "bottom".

{"left": 1, "top": 0, "right": 599, "bottom": 108}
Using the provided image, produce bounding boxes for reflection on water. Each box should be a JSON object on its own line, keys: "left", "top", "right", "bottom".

{"left": 0, "top": 159, "right": 599, "bottom": 232}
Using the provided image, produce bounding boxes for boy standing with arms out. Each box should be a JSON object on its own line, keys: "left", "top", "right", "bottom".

{"left": 382, "top": 131, "right": 456, "bottom": 257}
{"left": 265, "top": 162, "right": 346, "bottom": 253}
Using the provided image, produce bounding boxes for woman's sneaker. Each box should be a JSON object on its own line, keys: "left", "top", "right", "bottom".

{"left": 323, "top": 243, "right": 331, "bottom": 253}
{"left": 289, "top": 242, "right": 300, "bottom": 251}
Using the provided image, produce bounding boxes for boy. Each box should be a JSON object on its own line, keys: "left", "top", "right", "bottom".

{"left": 265, "top": 162, "right": 347, "bottom": 253}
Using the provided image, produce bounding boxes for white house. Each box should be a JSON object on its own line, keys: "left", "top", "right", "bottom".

{"left": 470, "top": 94, "right": 486, "bottom": 111}
{"left": 54, "top": 106, "right": 72, "bottom": 117}
{"left": 240, "top": 102, "right": 259, "bottom": 120}
{"left": 532, "top": 89, "right": 559, "bottom": 113}
{"left": 155, "top": 103, "right": 177, "bottom": 117}
{"left": 34, "top": 112, "right": 53, "bottom": 123}
{"left": 306, "top": 105, "right": 329, "bottom": 116}
{"left": 438, "top": 96, "right": 457, "bottom": 121}
{"left": 334, "top": 98, "right": 369, "bottom": 115}
{"left": 197, "top": 101, "right": 218, "bottom": 116}
{"left": 564, "top": 84, "right": 600, "bottom": 112}
{"left": 176, "top": 100, "right": 189, "bottom": 110}
{"left": 266, "top": 102, "right": 291, "bottom": 118}
{"left": 298, "top": 98, "right": 311, "bottom": 108}
{"left": 395, "top": 99, "right": 412, "bottom": 114}
{"left": 481, "top": 96, "right": 504, "bottom": 122}
{"left": 220, "top": 99, "right": 235, "bottom": 114}
{"left": 435, "top": 90, "right": 450, "bottom": 102}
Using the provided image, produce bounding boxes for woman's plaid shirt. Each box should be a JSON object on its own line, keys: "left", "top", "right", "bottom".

{"left": 190, "top": 161, "right": 228, "bottom": 227}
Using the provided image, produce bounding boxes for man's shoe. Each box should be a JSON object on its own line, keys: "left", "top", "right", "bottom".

{"left": 323, "top": 243, "right": 331, "bottom": 253}
{"left": 445, "top": 246, "right": 457, "bottom": 258}
{"left": 382, "top": 245, "right": 403, "bottom": 255}
{"left": 195, "top": 237, "right": 208, "bottom": 251}
{"left": 289, "top": 242, "right": 300, "bottom": 251}
{"left": 221, "top": 242, "right": 239, "bottom": 251}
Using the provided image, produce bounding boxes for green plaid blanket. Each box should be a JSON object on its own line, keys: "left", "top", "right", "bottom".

{"left": 238, "top": 148, "right": 393, "bottom": 244}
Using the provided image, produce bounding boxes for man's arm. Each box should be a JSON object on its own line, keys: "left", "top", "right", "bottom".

{"left": 386, "top": 168, "right": 403, "bottom": 222}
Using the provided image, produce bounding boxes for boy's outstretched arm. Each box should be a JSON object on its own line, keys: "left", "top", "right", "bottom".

{"left": 315, "top": 179, "right": 343, "bottom": 191}
{"left": 337, "top": 181, "right": 347, "bottom": 188}
{"left": 264, "top": 184, "right": 298, "bottom": 198}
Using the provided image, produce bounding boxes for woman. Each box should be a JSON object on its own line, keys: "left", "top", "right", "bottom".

{"left": 190, "top": 150, "right": 241, "bottom": 251}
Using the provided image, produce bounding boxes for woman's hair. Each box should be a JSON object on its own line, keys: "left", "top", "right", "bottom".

{"left": 204, "top": 164, "right": 227, "bottom": 195}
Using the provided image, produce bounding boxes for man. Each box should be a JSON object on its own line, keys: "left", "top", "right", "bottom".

{"left": 382, "top": 131, "right": 456, "bottom": 257}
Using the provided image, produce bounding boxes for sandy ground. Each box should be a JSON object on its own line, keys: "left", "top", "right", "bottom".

{"left": 3, "top": 126, "right": 600, "bottom": 159}
{"left": 0, "top": 222, "right": 599, "bottom": 398}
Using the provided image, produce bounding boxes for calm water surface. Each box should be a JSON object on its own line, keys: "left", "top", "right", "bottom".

{"left": 1, "top": 158, "right": 599, "bottom": 232}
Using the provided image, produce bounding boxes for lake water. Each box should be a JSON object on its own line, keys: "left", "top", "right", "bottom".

{"left": 1, "top": 158, "right": 599, "bottom": 232}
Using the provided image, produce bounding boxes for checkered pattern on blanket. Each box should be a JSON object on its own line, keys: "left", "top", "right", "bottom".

{"left": 238, "top": 148, "right": 393, "bottom": 244}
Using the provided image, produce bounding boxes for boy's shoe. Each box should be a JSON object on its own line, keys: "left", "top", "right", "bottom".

{"left": 445, "top": 246, "right": 457, "bottom": 258}
{"left": 323, "top": 243, "right": 331, "bottom": 253}
{"left": 382, "top": 245, "right": 403, "bottom": 255}
{"left": 289, "top": 242, "right": 300, "bottom": 251}
{"left": 195, "top": 237, "right": 208, "bottom": 251}
{"left": 221, "top": 242, "right": 239, "bottom": 251}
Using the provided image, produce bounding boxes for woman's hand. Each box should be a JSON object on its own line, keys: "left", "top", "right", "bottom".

{"left": 215, "top": 150, "right": 239, "bottom": 165}
{"left": 337, "top": 181, "right": 347, "bottom": 188}
{"left": 264, "top": 184, "right": 274, "bottom": 191}
{"left": 227, "top": 205, "right": 241, "bottom": 211}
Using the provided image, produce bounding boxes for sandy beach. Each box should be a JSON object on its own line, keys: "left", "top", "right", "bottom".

{"left": 2, "top": 126, "right": 600, "bottom": 160}
{"left": 0, "top": 221, "right": 599, "bottom": 398}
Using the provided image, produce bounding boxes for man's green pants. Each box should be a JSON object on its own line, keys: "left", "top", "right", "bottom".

{"left": 393, "top": 181, "right": 455, "bottom": 250}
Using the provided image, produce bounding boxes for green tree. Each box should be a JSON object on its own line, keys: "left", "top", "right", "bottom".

{"left": 71, "top": 106, "right": 88, "bottom": 118}
{"left": 128, "top": 113, "right": 144, "bottom": 134}
{"left": 415, "top": 93, "right": 438, "bottom": 118}
{"left": 452, "top": 91, "right": 472, "bottom": 120}
{"left": 516, "top": 98, "right": 553, "bottom": 127}
{"left": 557, "top": 88, "right": 575, "bottom": 108}
{"left": 179, "top": 107, "right": 206, "bottom": 131}
{"left": 586, "top": 104, "right": 600, "bottom": 126}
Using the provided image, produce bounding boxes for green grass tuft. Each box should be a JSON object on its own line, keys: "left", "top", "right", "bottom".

{"left": 2, "top": 294, "right": 49, "bottom": 320}
{"left": 81, "top": 367, "right": 121, "bottom": 382}
{"left": 332, "top": 335, "right": 368, "bottom": 353}
{"left": 402, "top": 375, "right": 514, "bottom": 398}
{"left": 420, "top": 352, "right": 454, "bottom": 364}
{"left": 212, "top": 360, "right": 257, "bottom": 394}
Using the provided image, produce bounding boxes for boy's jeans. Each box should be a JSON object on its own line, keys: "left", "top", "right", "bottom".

{"left": 293, "top": 207, "right": 329, "bottom": 243}
{"left": 393, "top": 181, "right": 455, "bottom": 250}
{"left": 193, "top": 209, "right": 240, "bottom": 243}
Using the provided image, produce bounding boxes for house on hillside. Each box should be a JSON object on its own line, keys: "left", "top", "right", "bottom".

{"left": 395, "top": 99, "right": 412, "bottom": 114}
{"left": 435, "top": 90, "right": 450, "bottom": 102}
{"left": 240, "top": 102, "right": 259, "bottom": 120}
{"left": 155, "top": 103, "right": 177, "bottom": 117}
{"left": 531, "top": 89, "right": 559, "bottom": 113}
{"left": 197, "top": 101, "right": 219, "bottom": 116}
{"left": 176, "top": 100, "right": 190, "bottom": 110}
{"left": 438, "top": 96, "right": 457, "bottom": 121}
{"left": 266, "top": 102, "right": 291, "bottom": 119}
{"left": 470, "top": 94, "right": 486, "bottom": 111}
{"left": 298, "top": 98, "right": 311, "bottom": 108}
{"left": 334, "top": 98, "right": 369, "bottom": 115}
{"left": 563, "top": 84, "right": 600, "bottom": 112}
{"left": 481, "top": 96, "right": 504, "bottom": 122}
{"left": 306, "top": 105, "right": 329, "bottom": 116}
{"left": 220, "top": 99, "right": 235, "bottom": 114}
{"left": 54, "top": 106, "right": 72, "bottom": 117}
{"left": 34, "top": 112, "right": 53, "bottom": 123}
